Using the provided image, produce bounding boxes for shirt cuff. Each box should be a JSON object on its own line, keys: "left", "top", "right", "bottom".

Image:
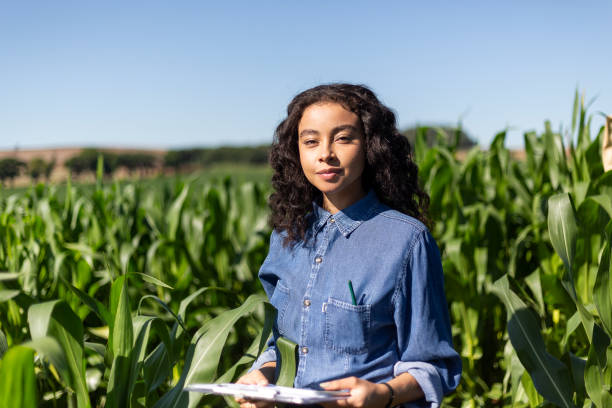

{"left": 248, "top": 347, "right": 277, "bottom": 373}
{"left": 394, "top": 361, "right": 443, "bottom": 407}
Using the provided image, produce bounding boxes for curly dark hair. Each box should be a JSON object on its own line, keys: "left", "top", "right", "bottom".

{"left": 269, "top": 83, "right": 431, "bottom": 246}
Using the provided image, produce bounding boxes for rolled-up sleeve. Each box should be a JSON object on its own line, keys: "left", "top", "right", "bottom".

{"left": 249, "top": 230, "right": 282, "bottom": 372}
{"left": 392, "top": 229, "right": 462, "bottom": 407}
{"left": 249, "top": 336, "right": 277, "bottom": 372}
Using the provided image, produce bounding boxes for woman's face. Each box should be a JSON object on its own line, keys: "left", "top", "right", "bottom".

{"left": 297, "top": 102, "right": 366, "bottom": 213}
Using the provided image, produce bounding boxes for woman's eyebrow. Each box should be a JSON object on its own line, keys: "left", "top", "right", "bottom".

{"left": 331, "top": 124, "right": 359, "bottom": 134}
{"left": 299, "top": 129, "right": 319, "bottom": 138}
{"left": 299, "top": 124, "right": 359, "bottom": 138}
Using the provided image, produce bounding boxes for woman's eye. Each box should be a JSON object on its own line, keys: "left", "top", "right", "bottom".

{"left": 335, "top": 135, "right": 351, "bottom": 142}
{"left": 303, "top": 139, "right": 317, "bottom": 145}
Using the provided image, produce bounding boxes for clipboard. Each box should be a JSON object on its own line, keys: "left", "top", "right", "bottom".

{"left": 184, "top": 383, "right": 350, "bottom": 404}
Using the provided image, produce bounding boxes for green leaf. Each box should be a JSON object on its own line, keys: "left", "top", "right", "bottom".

{"left": 144, "top": 343, "right": 172, "bottom": 394}
{"left": 175, "top": 286, "right": 233, "bottom": 340}
{"left": 168, "top": 185, "right": 189, "bottom": 241}
{"left": 520, "top": 370, "right": 544, "bottom": 407}
{"left": 524, "top": 269, "right": 545, "bottom": 315}
{"left": 587, "top": 195, "right": 612, "bottom": 220}
{"left": 594, "top": 242, "right": 612, "bottom": 337}
{"left": 106, "top": 277, "right": 134, "bottom": 408}
{"left": 61, "top": 276, "right": 112, "bottom": 326}
{"left": 0, "top": 329, "right": 7, "bottom": 359}
{"left": 127, "top": 315, "right": 172, "bottom": 406}
{"left": 108, "top": 275, "right": 126, "bottom": 351}
{"left": 24, "top": 336, "right": 71, "bottom": 389}
{"left": 0, "top": 272, "right": 20, "bottom": 281}
{"left": 548, "top": 193, "right": 578, "bottom": 272}
{"left": 584, "top": 325, "right": 612, "bottom": 407}
{"left": 28, "top": 300, "right": 90, "bottom": 408}
{"left": 548, "top": 193, "right": 595, "bottom": 342}
{"left": 561, "top": 312, "right": 582, "bottom": 350}
{"left": 276, "top": 336, "right": 298, "bottom": 387}
{"left": 571, "top": 88, "right": 579, "bottom": 134}
{"left": 154, "top": 294, "right": 270, "bottom": 408}
{"left": 215, "top": 306, "right": 275, "bottom": 384}
{"left": 132, "top": 272, "right": 174, "bottom": 289}
{"left": 0, "top": 346, "right": 37, "bottom": 408}
{"left": 0, "top": 289, "right": 20, "bottom": 303}
{"left": 138, "top": 295, "right": 186, "bottom": 332}
{"left": 491, "top": 275, "right": 576, "bottom": 408}
{"left": 569, "top": 353, "right": 586, "bottom": 399}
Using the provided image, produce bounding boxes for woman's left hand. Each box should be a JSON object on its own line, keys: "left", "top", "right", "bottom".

{"left": 319, "top": 376, "right": 390, "bottom": 408}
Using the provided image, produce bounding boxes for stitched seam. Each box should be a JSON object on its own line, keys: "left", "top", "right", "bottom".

{"left": 379, "top": 212, "right": 427, "bottom": 231}
{"left": 324, "top": 300, "right": 370, "bottom": 354}
{"left": 344, "top": 202, "right": 381, "bottom": 236}
{"left": 391, "top": 229, "right": 426, "bottom": 306}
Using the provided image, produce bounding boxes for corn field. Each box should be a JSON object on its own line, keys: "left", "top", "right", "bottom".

{"left": 1, "top": 94, "right": 611, "bottom": 407}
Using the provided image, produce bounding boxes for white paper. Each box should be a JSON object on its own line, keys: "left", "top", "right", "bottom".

{"left": 184, "top": 383, "right": 350, "bottom": 404}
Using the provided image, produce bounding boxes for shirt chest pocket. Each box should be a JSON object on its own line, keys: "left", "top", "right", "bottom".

{"left": 269, "top": 280, "right": 292, "bottom": 336}
{"left": 323, "top": 298, "right": 371, "bottom": 354}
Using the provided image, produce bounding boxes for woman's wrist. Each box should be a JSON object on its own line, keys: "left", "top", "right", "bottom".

{"left": 259, "top": 362, "right": 276, "bottom": 383}
{"left": 380, "top": 382, "right": 394, "bottom": 407}
{"left": 374, "top": 382, "right": 393, "bottom": 407}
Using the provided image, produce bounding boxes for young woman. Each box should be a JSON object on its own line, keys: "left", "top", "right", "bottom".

{"left": 237, "top": 84, "right": 461, "bottom": 408}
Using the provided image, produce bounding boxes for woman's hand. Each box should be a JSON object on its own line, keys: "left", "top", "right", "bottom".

{"left": 320, "top": 376, "right": 390, "bottom": 408}
{"left": 235, "top": 363, "right": 276, "bottom": 408}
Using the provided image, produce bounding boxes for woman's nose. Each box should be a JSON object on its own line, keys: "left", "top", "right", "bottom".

{"left": 318, "top": 142, "right": 335, "bottom": 162}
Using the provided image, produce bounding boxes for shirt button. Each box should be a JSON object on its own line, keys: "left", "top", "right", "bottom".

{"left": 329, "top": 218, "right": 335, "bottom": 223}
{"left": 303, "top": 299, "right": 311, "bottom": 307}
{"left": 301, "top": 346, "right": 309, "bottom": 354}
{"left": 315, "top": 256, "right": 322, "bottom": 264}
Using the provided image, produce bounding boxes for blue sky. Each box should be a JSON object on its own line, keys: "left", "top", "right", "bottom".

{"left": 0, "top": 1, "right": 610, "bottom": 150}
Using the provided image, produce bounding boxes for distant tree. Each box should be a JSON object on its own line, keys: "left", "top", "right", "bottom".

{"left": 164, "top": 146, "right": 270, "bottom": 171}
{"left": 45, "top": 158, "right": 56, "bottom": 180}
{"left": 402, "top": 125, "right": 477, "bottom": 149}
{"left": 65, "top": 149, "right": 117, "bottom": 176}
{"left": 246, "top": 146, "right": 270, "bottom": 165}
{"left": 201, "top": 146, "right": 270, "bottom": 165}
{"left": 0, "top": 158, "right": 26, "bottom": 186}
{"left": 117, "top": 153, "right": 157, "bottom": 174}
{"left": 28, "top": 157, "right": 55, "bottom": 182}
{"left": 163, "top": 149, "right": 203, "bottom": 170}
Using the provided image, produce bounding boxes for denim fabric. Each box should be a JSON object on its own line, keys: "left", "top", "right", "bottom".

{"left": 251, "top": 191, "right": 461, "bottom": 407}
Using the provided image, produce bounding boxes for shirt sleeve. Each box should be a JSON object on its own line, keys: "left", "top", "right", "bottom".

{"left": 248, "top": 230, "right": 283, "bottom": 373}
{"left": 248, "top": 336, "right": 277, "bottom": 372}
{"left": 392, "top": 229, "right": 462, "bottom": 407}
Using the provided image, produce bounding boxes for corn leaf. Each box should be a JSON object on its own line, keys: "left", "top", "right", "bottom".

{"left": 0, "top": 329, "right": 7, "bottom": 359}
{"left": 492, "top": 275, "right": 576, "bottom": 408}
{"left": 28, "top": 300, "right": 90, "bottom": 408}
{"left": 594, "top": 241, "right": 612, "bottom": 337}
{"left": 153, "top": 294, "right": 269, "bottom": 408}
{"left": 132, "top": 272, "right": 174, "bottom": 289}
{"left": 106, "top": 277, "right": 133, "bottom": 408}
{"left": 61, "top": 276, "right": 112, "bottom": 326}
{"left": 276, "top": 336, "right": 298, "bottom": 387}
{"left": 548, "top": 193, "right": 595, "bottom": 342}
{"left": 168, "top": 185, "right": 189, "bottom": 241}
{"left": 0, "top": 289, "right": 19, "bottom": 303}
{"left": 0, "top": 346, "right": 37, "bottom": 408}
{"left": 584, "top": 325, "right": 612, "bottom": 407}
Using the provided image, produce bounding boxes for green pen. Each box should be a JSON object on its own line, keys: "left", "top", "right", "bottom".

{"left": 348, "top": 280, "right": 357, "bottom": 305}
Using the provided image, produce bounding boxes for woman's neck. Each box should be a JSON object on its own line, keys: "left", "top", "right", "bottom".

{"left": 321, "top": 186, "right": 366, "bottom": 214}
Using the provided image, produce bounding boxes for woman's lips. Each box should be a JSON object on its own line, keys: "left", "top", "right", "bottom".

{"left": 317, "top": 169, "right": 341, "bottom": 181}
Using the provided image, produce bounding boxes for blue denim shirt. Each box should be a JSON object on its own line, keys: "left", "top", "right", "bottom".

{"left": 251, "top": 191, "right": 461, "bottom": 407}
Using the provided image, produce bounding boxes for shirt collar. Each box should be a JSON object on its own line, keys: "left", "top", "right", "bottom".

{"left": 312, "top": 190, "right": 381, "bottom": 238}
